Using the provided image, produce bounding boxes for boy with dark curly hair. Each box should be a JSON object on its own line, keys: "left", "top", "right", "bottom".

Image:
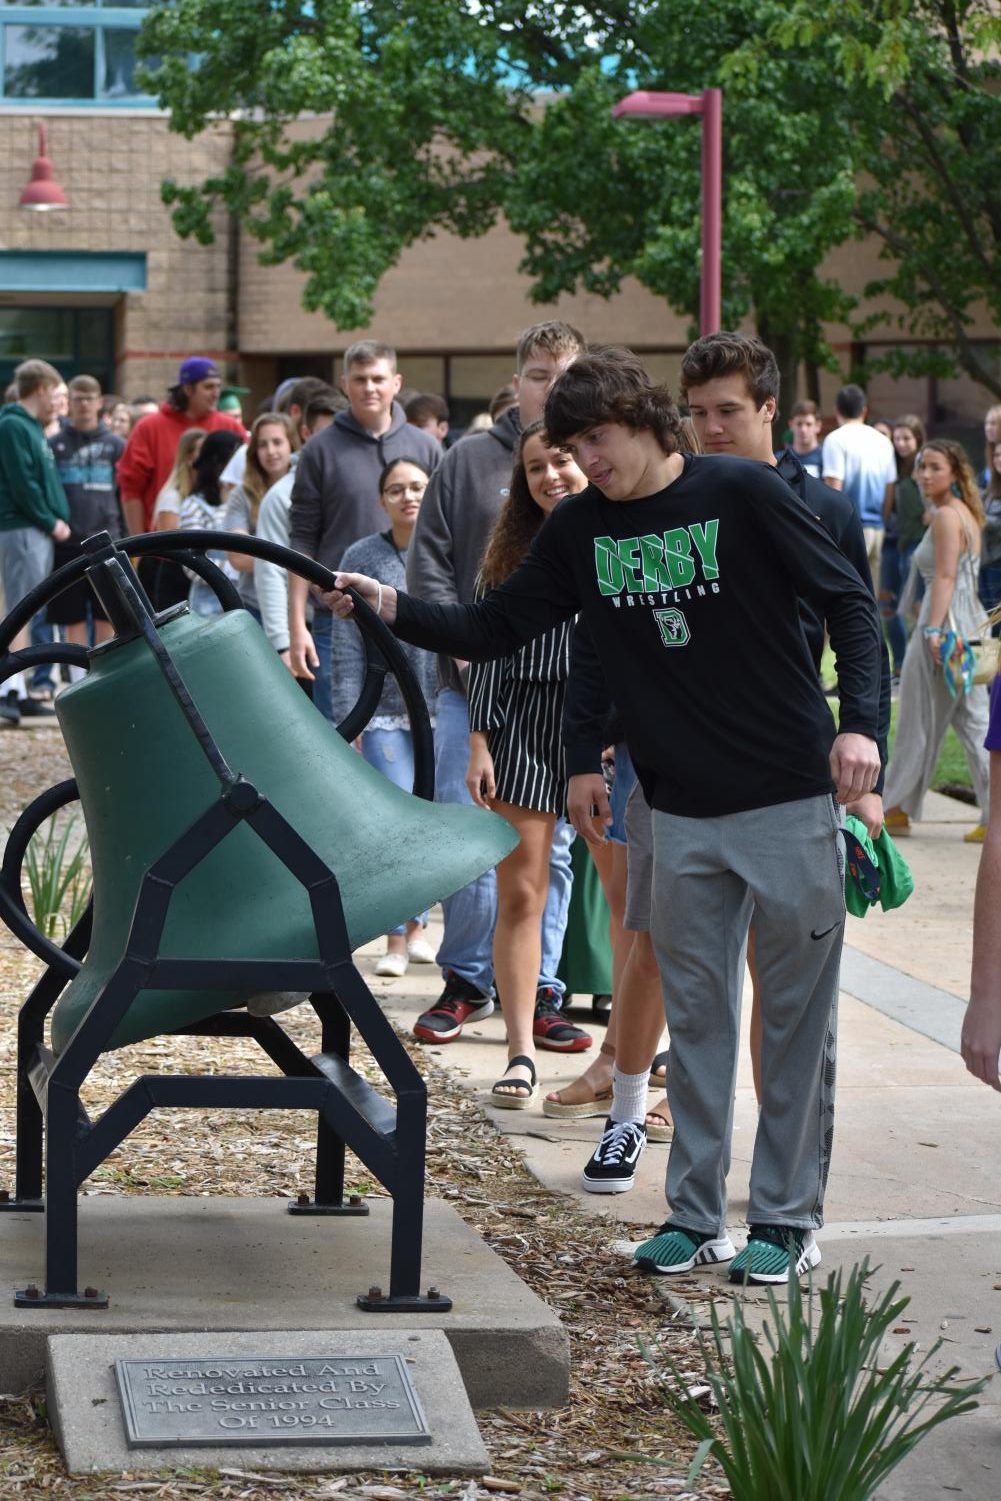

{"left": 327, "top": 344, "right": 883, "bottom": 1285}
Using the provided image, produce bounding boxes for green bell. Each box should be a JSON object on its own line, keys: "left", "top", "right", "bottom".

{"left": 50, "top": 609, "right": 517, "bottom": 1054}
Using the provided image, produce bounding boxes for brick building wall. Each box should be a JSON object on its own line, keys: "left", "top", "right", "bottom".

{"left": 0, "top": 112, "right": 233, "bottom": 399}
{"left": 1, "top": 109, "right": 997, "bottom": 432}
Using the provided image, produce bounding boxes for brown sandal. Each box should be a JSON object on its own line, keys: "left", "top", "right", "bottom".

{"left": 542, "top": 1080, "right": 614, "bottom": 1119}
{"left": 645, "top": 1097, "right": 673, "bottom": 1143}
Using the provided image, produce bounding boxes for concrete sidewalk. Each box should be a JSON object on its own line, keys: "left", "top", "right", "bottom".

{"left": 366, "top": 789, "right": 1000, "bottom": 1499}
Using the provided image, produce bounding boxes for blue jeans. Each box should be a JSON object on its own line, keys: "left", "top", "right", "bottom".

{"left": 878, "top": 537, "right": 909, "bottom": 674}
{"left": 310, "top": 609, "right": 334, "bottom": 722}
{"left": 433, "top": 687, "right": 573, "bottom": 999}
{"left": 30, "top": 610, "right": 57, "bottom": 692}
{"left": 981, "top": 563, "right": 1001, "bottom": 636}
{"left": 362, "top": 726, "right": 429, "bottom": 934}
{"left": 189, "top": 579, "right": 223, "bottom": 618}
{"left": 607, "top": 742, "right": 637, "bottom": 846}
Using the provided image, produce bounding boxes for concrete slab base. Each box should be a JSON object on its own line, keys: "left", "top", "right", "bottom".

{"left": 0, "top": 1197, "right": 567, "bottom": 1409}
{"left": 48, "top": 1329, "right": 489, "bottom": 1476}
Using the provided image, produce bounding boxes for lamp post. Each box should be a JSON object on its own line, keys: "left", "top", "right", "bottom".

{"left": 19, "top": 122, "right": 68, "bottom": 211}
{"left": 612, "top": 89, "right": 722, "bottom": 335}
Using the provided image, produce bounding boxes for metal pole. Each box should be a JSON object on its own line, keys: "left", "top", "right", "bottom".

{"left": 700, "top": 87, "right": 723, "bottom": 335}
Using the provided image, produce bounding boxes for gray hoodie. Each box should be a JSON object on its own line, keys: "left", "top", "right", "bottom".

{"left": 330, "top": 531, "right": 438, "bottom": 727}
{"left": 405, "top": 405, "right": 520, "bottom": 693}
{"left": 288, "top": 401, "right": 441, "bottom": 580}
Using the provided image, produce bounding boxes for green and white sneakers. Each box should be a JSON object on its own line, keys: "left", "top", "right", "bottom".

{"left": 631, "top": 1222, "right": 821, "bottom": 1282}
{"left": 632, "top": 1226, "right": 736, "bottom": 1275}
{"left": 728, "top": 1224, "right": 821, "bottom": 1285}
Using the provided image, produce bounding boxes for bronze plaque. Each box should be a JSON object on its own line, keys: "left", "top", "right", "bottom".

{"left": 115, "top": 1354, "right": 430, "bottom": 1448}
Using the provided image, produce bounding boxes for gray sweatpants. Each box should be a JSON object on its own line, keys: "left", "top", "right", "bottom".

{"left": 651, "top": 793, "right": 844, "bottom": 1236}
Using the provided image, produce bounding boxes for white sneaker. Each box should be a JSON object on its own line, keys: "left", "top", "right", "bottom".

{"left": 375, "top": 951, "right": 408, "bottom": 978}
{"left": 407, "top": 936, "right": 436, "bottom": 964}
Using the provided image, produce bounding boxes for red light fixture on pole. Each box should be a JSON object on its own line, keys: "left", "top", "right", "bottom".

{"left": 19, "top": 122, "right": 68, "bottom": 212}
{"left": 611, "top": 89, "right": 722, "bottom": 335}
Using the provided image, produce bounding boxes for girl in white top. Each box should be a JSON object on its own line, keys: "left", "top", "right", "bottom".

{"left": 176, "top": 430, "right": 244, "bottom": 616}
{"left": 152, "top": 427, "right": 206, "bottom": 530}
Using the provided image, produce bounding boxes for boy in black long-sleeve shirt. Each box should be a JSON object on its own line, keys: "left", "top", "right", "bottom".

{"left": 560, "top": 333, "right": 893, "bottom": 1220}
{"left": 328, "top": 347, "right": 882, "bottom": 1284}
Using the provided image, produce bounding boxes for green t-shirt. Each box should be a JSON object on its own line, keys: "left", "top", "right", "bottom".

{"left": 894, "top": 474, "right": 926, "bottom": 551}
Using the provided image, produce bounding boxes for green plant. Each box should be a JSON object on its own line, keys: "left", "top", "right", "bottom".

{"left": 648, "top": 1258, "right": 984, "bottom": 1500}
{"left": 21, "top": 811, "right": 92, "bottom": 940}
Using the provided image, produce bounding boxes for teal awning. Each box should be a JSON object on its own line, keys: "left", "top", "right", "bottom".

{"left": 0, "top": 251, "right": 146, "bottom": 293}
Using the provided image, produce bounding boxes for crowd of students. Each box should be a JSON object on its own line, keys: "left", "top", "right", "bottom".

{"left": 1, "top": 330, "right": 999, "bottom": 1287}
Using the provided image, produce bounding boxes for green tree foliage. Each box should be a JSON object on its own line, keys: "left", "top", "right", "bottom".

{"left": 500, "top": 1, "right": 862, "bottom": 412}
{"left": 139, "top": 0, "right": 528, "bottom": 328}
{"left": 139, "top": 1, "right": 1001, "bottom": 401}
{"left": 756, "top": 0, "right": 1001, "bottom": 396}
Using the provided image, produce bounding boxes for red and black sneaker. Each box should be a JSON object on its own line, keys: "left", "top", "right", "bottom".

{"left": 533, "top": 987, "right": 593, "bottom": 1053}
{"left": 412, "top": 970, "right": 494, "bottom": 1044}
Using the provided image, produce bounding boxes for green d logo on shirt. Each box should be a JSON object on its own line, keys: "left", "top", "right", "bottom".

{"left": 654, "top": 608, "right": 690, "bottom": 647}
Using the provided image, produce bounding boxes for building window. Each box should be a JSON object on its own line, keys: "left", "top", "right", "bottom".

{"left": 0, "top": 305, "right": 116, "bottom": 394}
{"left": 0, "top": 2, "right": 153, "bottom": 105}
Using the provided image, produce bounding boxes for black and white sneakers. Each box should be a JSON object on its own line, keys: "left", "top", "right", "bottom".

{"left": 581, "top": 1117, "right": 647, "bottom": 1194}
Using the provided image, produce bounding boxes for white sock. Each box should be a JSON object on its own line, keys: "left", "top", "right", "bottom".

{"left": 610, "top": 1063, "right": 652, "bottom": 1125}
{"left": 6, "top": 671, "right": 26, "bottom": 701}
{"left": 68, "top": 664, "right": 86, "bottom": 683}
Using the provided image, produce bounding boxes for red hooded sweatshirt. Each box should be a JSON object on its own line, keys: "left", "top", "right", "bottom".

{"left": 117, "top": 402, "right": 246, "bottom": 531}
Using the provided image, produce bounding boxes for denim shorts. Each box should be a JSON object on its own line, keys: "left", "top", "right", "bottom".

{"left": 607, "top": 742, "right": 637, "bottom": 845}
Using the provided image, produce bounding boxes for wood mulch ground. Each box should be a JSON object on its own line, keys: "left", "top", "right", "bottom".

{"left": 0, "top": 728, "right": 730, "bottom": 1501}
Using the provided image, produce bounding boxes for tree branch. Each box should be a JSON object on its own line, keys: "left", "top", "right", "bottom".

{"left": 854, "top": 208, "right": 1001, "bottom": 397}
{"left": 892, "top": 89, "right": 998, "bottom": 269}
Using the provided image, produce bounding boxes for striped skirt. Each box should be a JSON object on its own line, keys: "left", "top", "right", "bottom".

{"left": 489, "top": 675, "right": 567, "bottom": 815}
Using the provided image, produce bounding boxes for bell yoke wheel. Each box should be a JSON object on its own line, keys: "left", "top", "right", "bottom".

{"left": 0, "top": 528, "right": 434, "bottom": 977}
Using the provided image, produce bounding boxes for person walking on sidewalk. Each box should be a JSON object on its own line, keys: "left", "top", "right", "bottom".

{"left": 116, "top": 356, "right": 246, "bottom": 535}
{"left": 405, "top": 321, "right": 587, "bottom": 1051}
{"left": 331, "top": 457, "right": 440, "bottom": 980}
{"left": 822, "top": 384, "right": 896, "bottom": 583}
{"left": 466, "top": 422, "right": 592, "bottom": 1108}
{"left": 556, "top": 332, "right": 890, "bottom": 1197}
{"left": 0, "top": 359, "right": 69, "bottom": 728}
{"left": 252, "top": 395, "right": 339, "bottom": 698}
{"left": 288, "top": 340, "right": 441, "bottom": 718}
{"left": 883, "top": 440, "right": 990, "bottom": 844}
{"left": 46, "top": 374, "right": 125, "bottom": 660}
{"left": 326, "top": 346, "right": 883, "bottom": 1286}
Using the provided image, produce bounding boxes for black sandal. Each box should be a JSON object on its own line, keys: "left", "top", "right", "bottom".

{"left": 490, "top": 1054, "right": 538, "bottom": 1111}
{"left": 652, "top": 1048, "right": 670, "bottom": 1082}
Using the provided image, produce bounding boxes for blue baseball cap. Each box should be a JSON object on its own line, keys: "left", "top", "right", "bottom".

{"left": 177, "top": 356, "right": 220, "bottom": 386}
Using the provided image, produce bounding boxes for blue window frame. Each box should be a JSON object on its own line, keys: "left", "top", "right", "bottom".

{"left": 0, "top": 2, "right": 154, "bottom": 106}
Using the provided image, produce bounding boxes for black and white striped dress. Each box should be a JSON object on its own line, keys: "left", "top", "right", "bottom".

{"left": 467, "top": 595, "right": 573, "bottom": 815}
